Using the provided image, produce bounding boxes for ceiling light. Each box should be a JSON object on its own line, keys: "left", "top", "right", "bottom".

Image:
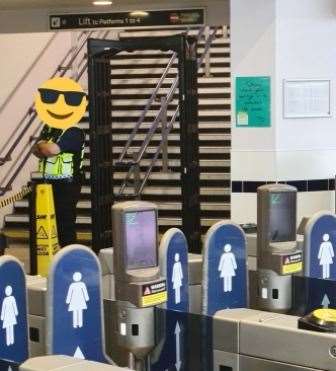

{"left": 130, "top": 11, "right": 149, "bottom": 17}
{"left": 93, "top": 1, "right": 113, "bottom": 5}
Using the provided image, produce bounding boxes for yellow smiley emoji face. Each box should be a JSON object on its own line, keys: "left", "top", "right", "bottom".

{"left": 35, "top": 77, "right": 88, "bottom": 130}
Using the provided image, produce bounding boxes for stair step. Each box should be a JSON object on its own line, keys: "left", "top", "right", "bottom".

{"left": 111, "top": 77, "right": 230, "bottom": 85}
{"left": 4, "top": 214, "right": 225, "bottom": 228}
{"left": 110, "top": 57, "right": 230, "bottom": 66}
{"left": 110, "top": 133, "right": 230, "bottom": 141}
{"left": 80, "top": 121, "right": 231, "bottom": 131}
{"left": 86, "top": 146, "right": 229, "bottom": 155}
{"left": 108, "top": 87, "right": 231, "bottom": 96}
{"left": 111, "top": 67, "right": 230, "bottom": 75}
{"left": 81, "top": 186, "right": 230, "bottom": 196}
{"left": 108, "top": 98, "right": 231, "bottom": 106}
{"left": 82, "top": 158, "right": 230, "bottom": 168}
{"left": 110, "top": 109, "right": 230, "bottom": 118}
{"left": 14, "top": 199, "right": 230, "bottom": 212}
{"left": 3, "top": 228, "right": 91, "bottom": 242}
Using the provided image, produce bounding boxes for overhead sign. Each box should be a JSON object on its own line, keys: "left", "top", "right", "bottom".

{"left": 159, "top": 228, "right": 189, "bottom": 312}
{"left": 50, "top": 9, "right": 205, "bottom": 30}
{"left": 47, "top": 245, "right": 109, "bottom": 363}
{"left": 0, "top": 256, "right": 28, "bottom": 365}
{"left": 304, "top": 212, "right": 336, "bottom": 280}
{"left": 236, "top": 76, "right": 271, "bottom": 128}
{"left": 202, "top": 221, "right": 248, "bottom": 316}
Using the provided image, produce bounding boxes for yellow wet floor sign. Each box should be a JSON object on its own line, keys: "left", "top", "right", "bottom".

{"left": 35, "top": 184, "right": 60, "bottom": 276}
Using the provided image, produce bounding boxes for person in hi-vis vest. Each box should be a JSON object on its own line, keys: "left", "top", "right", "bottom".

{"left": 33, "top": 77, "right": 87, "bottom": 247}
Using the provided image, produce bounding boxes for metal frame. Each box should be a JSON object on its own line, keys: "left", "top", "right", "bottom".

{"left": 87, "top": 34, "right": 202, "bottom": 253}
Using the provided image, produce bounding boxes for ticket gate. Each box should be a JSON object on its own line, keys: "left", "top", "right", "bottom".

{"left": 20, "top": 355, "right": 132, "bottom": 371}
{"left": 213, "top": 308, "right": 336, "bottom": 371}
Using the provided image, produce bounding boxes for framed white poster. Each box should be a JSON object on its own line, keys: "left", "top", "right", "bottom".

{"left": 283, "top": 79, "right": 331, "bottom": 118}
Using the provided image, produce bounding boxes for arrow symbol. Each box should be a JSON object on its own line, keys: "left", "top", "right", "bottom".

{"left": 322, "top": 294, "right": 330, "bottom": 309}
{"left": 175, "top": 321, "right": 182, "bottom": 371}
{"left": 74, "top": 346, "right": 85, "bottom": 359}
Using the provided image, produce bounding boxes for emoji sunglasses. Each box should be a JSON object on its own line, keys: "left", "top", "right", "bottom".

{"left": 38, "top": 88, "right": 87, "bottom": 106}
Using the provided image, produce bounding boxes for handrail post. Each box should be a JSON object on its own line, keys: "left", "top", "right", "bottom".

{"left": 132, "top": 152, "right": 141, "bottom": 198}
{"left": 71, "top": 32, "right": 80, "bottom": 80}
{"left": 204, "top": 26, "right": 212, "bottom": 78}
{"left": 161, "top": 96, "right": 169, "bottom": 173}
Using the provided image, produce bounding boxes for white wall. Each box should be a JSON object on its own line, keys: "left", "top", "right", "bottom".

{"left": 276, "top": 0, "right": 336, "bottom": 180}
{"left": 230, "top": 0, "right": 277, "bottom": 181}
{"left": 0, "top": 32, "right": 72, "bottom": 227}
{"left": 231, "top": 0, "right": 336, "bottom": 224}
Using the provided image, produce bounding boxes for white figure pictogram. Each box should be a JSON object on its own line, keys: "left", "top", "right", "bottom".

{"left": 66, "top": 272, "right": 90, "bottom": 329}
{"left": 218, "top": 244, "right": 238, "bottom": 293}
{"left": 172, "top": 253, "right": 184, "bottom": 304}
{"left": 1, "top": 286, "right": 18, "bottom": 346}
{"left": 318, "top": 234, "right": 335, "bottom": 279}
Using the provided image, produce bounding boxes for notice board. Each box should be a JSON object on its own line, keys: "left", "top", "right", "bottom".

{"left": 235, "top": 76, "right": 271, "bottom": 127}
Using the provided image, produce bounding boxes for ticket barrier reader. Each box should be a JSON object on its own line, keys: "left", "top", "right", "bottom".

{"left": 257, "top": 184, "right": 303, "bottom": 313}
{"left": 111, "top": 201, "right": 168, "bottom": 370}
{"left": 212, "top": 308, "right": 336, "bottom": 371}
{"left": 20, "top": 356, "right": 132, "bottom": 371}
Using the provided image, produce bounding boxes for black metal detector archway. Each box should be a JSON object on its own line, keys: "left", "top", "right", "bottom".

{"left": 87, "top": 34, "right": 201, "bottom": 254}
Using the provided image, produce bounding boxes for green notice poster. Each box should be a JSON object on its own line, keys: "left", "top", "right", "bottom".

{"left": 235, "top": 76, "right": 271, "bottom": 127}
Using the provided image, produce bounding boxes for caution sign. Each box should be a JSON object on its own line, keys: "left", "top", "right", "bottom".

{"left": 141, "top": 280, "right": 167, "bottom": 307}
{"left": 282, "top": 252, "right": 303, "bottom": 275}
{"left": 35, "top": 184, "right": 60, "bottom": 277}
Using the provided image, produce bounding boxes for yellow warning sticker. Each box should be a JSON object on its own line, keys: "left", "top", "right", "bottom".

{"left": 282, "top": 262, "right": 302, "bottom": 275}
{"left": 141, "top": 291, "right": 168, "bottom": 307}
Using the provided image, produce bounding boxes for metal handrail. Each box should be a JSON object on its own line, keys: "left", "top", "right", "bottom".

{"left": 138, "top": 108, "right": 179, "bottom": 195}
{"left": 0, "top": 30, "right": 111, "bottom": 196}
{"left": 0, "top": 30, "right": 94, "bottom": 165}
{"left": 198, "top": 26, "right": 219, "bottom": 68}
{"left": 119, "top": 25, "right": 220, "bottom": 197}
{"left": 117, "top": 52, "right": 178, "bottom": 163}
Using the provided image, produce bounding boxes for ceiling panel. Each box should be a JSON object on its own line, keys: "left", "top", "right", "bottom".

{"left": 0, "top": 0, "right": 202, "bottom": 11}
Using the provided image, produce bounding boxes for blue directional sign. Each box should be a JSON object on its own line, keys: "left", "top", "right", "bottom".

{"left": 47, "top": 245, "right": 109, "bottom": 363}
{"left": 0, "top": 256, "right": 28, "bottom": 365}
{"left": 202, "top": 221, "right": 248, "bottom": 316}
{"left": 151, "top": 309, "right": 189, "bottom": 371}
{"left": 292, "top": 275, "right": 336, "bottom": 315}
{"left": 159, "top": 228, "right": 189, "bottom": 312}
{"left": 304, "top": 212, "right": 336, "bottom": 280}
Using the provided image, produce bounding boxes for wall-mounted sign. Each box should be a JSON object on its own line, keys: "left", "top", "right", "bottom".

{"left": 235, "top": 76, "right": 271, "bottom": 128}
{"left": 283, "top": 79, "right": 331, "bottom": 119}
{"left": 50, "top": 9, "right": 205, "bottom": 30}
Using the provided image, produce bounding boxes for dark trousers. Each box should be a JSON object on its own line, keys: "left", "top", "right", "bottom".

{"left": 51, "top": 181, "right": 82, "bottom": 248}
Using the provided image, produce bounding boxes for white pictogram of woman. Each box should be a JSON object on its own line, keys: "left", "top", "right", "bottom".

{"left": 318, "top": 234, "right": 335, "bottom": 279}
{"left": 218, "top": 244, "right": 238, "bottom": 293}
{"left": 172, "top": 253, "right": 184, "bottom": 304}
{"left": 1, "top": 286, "right": 18, "bottom": 346}
{"left": 66, "top": 272, "right": 90, "bottom": 329}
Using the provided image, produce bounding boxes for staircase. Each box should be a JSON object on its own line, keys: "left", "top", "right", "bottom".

{"left": 3, "top": 26, "right": 231, "bottom": 244}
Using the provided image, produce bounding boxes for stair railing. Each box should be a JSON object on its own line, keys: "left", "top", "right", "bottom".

{"left": 0, "top": 29, "right": 112, "bottom": 196}
{"left": 117, "top": 26, "right": 219, "bottom": 198}
{"left": 137, "top": 27, "right": 219, "bottom": 195}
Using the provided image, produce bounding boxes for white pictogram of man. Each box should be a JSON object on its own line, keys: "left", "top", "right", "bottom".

{"left": 218, "top": 244, "right": 238, "bottom": 293}
{"left": 318, "top": 234, "right": 335, "bottom": 279}
{"left": 172, "top": 253, "right": 184, "bottom": 304}
{"left": 1, "top": 286, "right": 18, "bottom": 346}
{"left": 66, "top": 272, "right": 90, "bottom": 329}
